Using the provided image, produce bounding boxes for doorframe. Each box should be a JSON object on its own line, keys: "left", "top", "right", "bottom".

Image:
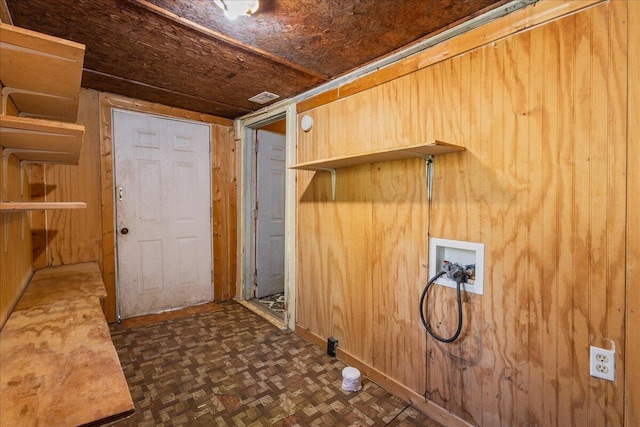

{"left": 236, "top": 103, "right": 297, "bottom": 330}
{"left": 111, "top": 108, "right": 214, "bottom": 320}
{"left": 99, "top": 92, "right": 233, "bottom": 323}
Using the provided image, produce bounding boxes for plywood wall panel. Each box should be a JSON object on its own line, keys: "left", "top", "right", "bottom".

{"left": 329, "top": 166, "right": 372, "bottom": 361}
{"left": 539, "top": 19, "right": 561, "bottom": 426}
{"left": 295, "top": 2, "right": 629, "bottom": 425}
{"left": 297, "top": 105, "right": 329, "bottom": 165}
{"left": 212, "top": 124, "right": 236, "bottom": 300}
{"left": 602, "top": 1, "right": 628, "bottom": 425}
{"left": 524, "top": 22, "right": 545, "bottom": 427}
{"left": 29, "top": 165, "right": 46, "bottom": 270}
{"left": 44, "top": 89, "right": 102, "bottom": 267}
{"left": 296, "top": 169, "right": 335, "bottom": 339}
{"left": 0, "top": 89, "right": 33, "bottom": 328}
{"left": 626, "top": 2, "right": 639, "bottom": 425}
{"left": 370, "top": 81, "right": 401, "bottom": 152}
{"left": 371, "top": 159, "right": 429, "bottom": 392}
{"left": 0, "top": 156, "right": 33, "bottom": 328}
{"left": 337, "top": 91, "right": 372, "bottom": 157}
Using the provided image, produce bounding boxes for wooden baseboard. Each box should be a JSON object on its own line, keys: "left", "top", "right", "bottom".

{"left": 295, "top": 324, "right": 327, "bottom": 348}
{"left": 294, "top": 324, "right": 473, "bottom": 427}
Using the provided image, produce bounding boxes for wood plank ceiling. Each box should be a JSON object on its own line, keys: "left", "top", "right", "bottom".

{"left": 5, "top": 0, "right": 508, "bottom": 119}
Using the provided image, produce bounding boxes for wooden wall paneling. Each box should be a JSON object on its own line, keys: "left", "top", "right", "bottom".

{"left": 471, "top": 38, "right": 503, "bottom": 427}
{"left": 555, "top": 11, "right": 578, "bottom": 426}
{"left": 294, "top": 2, "right": 630, "bottom": 425}
{"left": 572, "top": 11, "right": 594, "bottom": 425}
{"left": 296, "top": 169, "right": 333, "bottom": 339}
{"left": 212, "top": 124, "right": 236, "bottom": 300}
{"left": 0, "top": 155, "right": 33, "bottom": 328}
{"left": 455, "top": 48, "right": 485, "bottom": 423}
{"left": 604, "top": 1, "right": 628, "bottom": 425}
{"left": 424, "top": 54, "right": 471, "bottom": 419}
{"left": 626, "top": 0, "right": 639, "bottom": 424}
{"left": 294, "top": 170, "right": 314, "bottom": 333}
{"left": 0, "top": 86, "right": 33, "bottom": 328}
{"left": 296, "top": 105, "right": 329, "bottom": 165}
{"left": 587, "top": 5, "right": 613, "bottom": 425}
{"left": 525, "top": 20, "right": 545, "bottom": 427}
{"left": 484, "top": 36, "right": 509, "bottom": 427}
{"left": 512, "top": 29, "right": 533, "bottom": 427}
{"left": 329, "top": 165, "right": 372, "bottom": 363}
{"left": 539, "top": 19, "right": 561, "bottom": 426}
{"left": 370, "top": 80, "right": 401, "bottom": 152}
{"left": 407, "top": 69, "right": 428, "bottom": 147}
{"left": 98, "top": 92, "right": 234, "bottom": 322}
{"left": 228, "top": 127, "right": 238, "bottom": 300}
{"left": 45, "top": 89, "right": 102, "bottom": 267}
{"left": 211, "top": 124, "right": 225, "bottom": 300}
{"left": 99, "top": 93, "right": 117, "bottom": 322}
{"left": 425, "top": 63, "right": 443, "bottom": 149}
{"left": 29, "top": 164, "right": 47, "bottom": 270}
{"left": 337, "top": 90, "right": 372, "bottom": 157}
{"left": 370, "top": 159, "right": 427, "bottom": 393}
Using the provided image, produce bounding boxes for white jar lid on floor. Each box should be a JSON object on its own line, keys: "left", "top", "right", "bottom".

{"left": 341, "top": 367, "right": 362, "bottom": 392}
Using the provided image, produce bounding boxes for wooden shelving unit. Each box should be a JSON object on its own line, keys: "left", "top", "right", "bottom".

{"left": 0, "top": 24, "right": 87, "bottom": 217}
{"left": 0, "top": 202, "right": 87, "bottom": 212}
{"left": 290, "top": 140, "right": 465, "bottom": 200}
{"left": 289, "top": 140, "right": 465, "bottom": 171}
{"left": 0, "top": 23, "right": 85, "bottom": 122}
{"left": 0, "top": 115, "right": 84, "bottom": 159}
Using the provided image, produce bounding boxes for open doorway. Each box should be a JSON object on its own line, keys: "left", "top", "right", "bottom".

{"left": 253, "top": 121, "right": 286, "bottom": 318}
{"left": 238, "top": 104, "right": 296, "bottom": 330}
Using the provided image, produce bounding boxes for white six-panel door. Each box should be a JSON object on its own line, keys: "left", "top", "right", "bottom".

{"left": 113, "top": 110, "right": 212, "bottom": 319}
{"left": 256, "top": 130, "right": 286, "bottom": 298}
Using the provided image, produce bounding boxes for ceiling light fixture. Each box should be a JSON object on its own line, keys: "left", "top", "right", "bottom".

{"left": 213, "top": 0, "right": 259, "bottom": 20}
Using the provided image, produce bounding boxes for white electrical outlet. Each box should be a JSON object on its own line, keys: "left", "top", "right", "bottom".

{"left": 590, "top": 345, "right": 615, "bottom": 381}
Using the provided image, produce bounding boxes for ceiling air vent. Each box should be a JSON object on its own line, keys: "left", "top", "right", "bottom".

{"left": 248, "top": 91, "right": 280, "bottom": 104}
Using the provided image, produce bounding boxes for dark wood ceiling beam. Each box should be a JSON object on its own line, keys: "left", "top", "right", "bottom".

{"left": 129, "top": 0, "right": 329, "bottom": 82}
{"left": 82, "top": 68, "right": 244, "bottom": 111}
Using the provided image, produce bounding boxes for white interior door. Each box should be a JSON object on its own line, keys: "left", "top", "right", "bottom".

{"left": 255, "top": 130, "right": 285, "bottom": 298}
{"left": 113, "top": 110, "right": 212, "bottom": 319}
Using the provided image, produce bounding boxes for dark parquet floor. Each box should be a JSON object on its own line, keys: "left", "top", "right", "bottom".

{"left": 104, "top": 301, "right": 443, "bottom": 427}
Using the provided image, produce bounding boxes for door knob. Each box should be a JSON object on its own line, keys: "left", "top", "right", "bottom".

{"left": 121, "top": 227, "right": 129, "bottom": 235}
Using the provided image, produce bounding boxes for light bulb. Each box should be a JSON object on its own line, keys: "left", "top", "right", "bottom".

{"left": 213, "top": 0, "right": 259, "bottom": 20}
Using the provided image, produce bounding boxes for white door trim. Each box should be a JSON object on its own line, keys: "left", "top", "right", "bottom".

{"left": 112, "top": 108, "right": 213, "bottom": 320}
{"left": 236, "top": 103, "right": 297, "bottom": 330}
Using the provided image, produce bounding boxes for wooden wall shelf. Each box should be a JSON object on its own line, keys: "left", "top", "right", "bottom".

{"left": 290, "top": 140, "right": 464, "bottom": 200}
{"left": 0, "top": 202, "right": 87, "bottom": 212}
{"left": 289, "top": 140, "right": 465, "bottom": 171}
{"left": 0, "top": 116, "right": 84, "bottom": 160}
{"left": 0, "top": 23, "right": 85, "bottom": 122}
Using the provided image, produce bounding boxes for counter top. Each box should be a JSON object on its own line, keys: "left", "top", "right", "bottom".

{"left": 0, "top": 262, "right": 134, "bottom": 426}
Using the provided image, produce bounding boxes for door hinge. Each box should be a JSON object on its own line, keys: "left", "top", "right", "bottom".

{"left": 254, "top": 140, "right": 259, "bottom": 153}
{"left": 252, "top": 201, "right": 258, "bottom": 219}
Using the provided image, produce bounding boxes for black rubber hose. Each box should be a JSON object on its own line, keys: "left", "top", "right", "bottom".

{"left": 419, "top": 270, "right": 464, "bottom": 343}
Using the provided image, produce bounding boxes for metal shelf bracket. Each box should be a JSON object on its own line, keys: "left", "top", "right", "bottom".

{"left": 314, "top": 167, "right": 337, "bottom": 201}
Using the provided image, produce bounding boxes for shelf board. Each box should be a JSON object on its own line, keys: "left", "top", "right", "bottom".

{"left": 290, "top": 140, "right": 465, "bottom": 171}
{"left": 0, "top": 202, "right": 87, "bottom": 212}
{"left": 1, "top": 115, "right": 84, "bottom": 163}
{"left": 0, "top": 23, "right": 85, "bottom": 122}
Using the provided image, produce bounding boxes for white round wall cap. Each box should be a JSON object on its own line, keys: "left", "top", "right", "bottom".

{"left": 301, "top": 115, "right": 314, "bottom": 132}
